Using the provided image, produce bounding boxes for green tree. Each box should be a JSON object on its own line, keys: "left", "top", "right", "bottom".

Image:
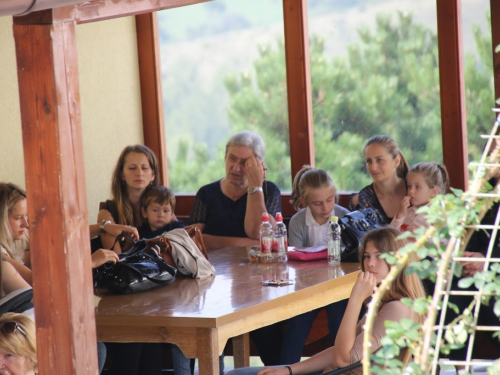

{"left": 168, "top": 11, "right": 494, "bottom": 194}
{"left": 223, "top": 11, "right": 494, "bottom": 192}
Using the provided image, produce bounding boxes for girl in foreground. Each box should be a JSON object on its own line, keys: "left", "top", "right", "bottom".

{"left": 227, "top": 227, "right": 425, "bottom": 375}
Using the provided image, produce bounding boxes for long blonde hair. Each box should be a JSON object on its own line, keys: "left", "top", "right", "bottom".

{"left": 290, "top": 165, "right": 337, "bottom": 210}
{"left": 0, "top": 183, "right": 29, "bottom": 261}
{"left": 359, "top": 227, "right": 426, "bottom": 305}
{"left": 110, "top": 145, "right": 159, "bottom": 226}
{"left": 0, "top": 313, "right": 37, "bottom": 372}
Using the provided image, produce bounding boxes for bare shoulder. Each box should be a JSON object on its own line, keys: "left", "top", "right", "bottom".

{"left": 379, "top": 300, "right": 414, "bottom": 319}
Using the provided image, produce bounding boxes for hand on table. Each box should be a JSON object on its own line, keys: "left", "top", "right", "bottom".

{"left": 461, "top": 251, "right": 486, "bottom": 277}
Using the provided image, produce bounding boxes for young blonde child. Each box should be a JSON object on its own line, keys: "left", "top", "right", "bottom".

{"left": 280, "top": 165, "right": 350, "bottom": 364}
{"left": 390, "top": 162, "right": 449, "bottom": 233}
{"left": 139, "top": 186, "right": 185, "bottom": 239}
{"left": 288, "top": 165, "right": 349, "bottom": 248}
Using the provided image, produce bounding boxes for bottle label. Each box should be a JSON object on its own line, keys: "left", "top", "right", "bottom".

{"left": 272, "top": 236, "right": 287, "bottom": 254}
{"left": 261, "top": 237, "right": 273, "bottom": 254}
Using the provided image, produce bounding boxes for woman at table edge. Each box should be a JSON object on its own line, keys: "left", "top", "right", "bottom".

{"left": 350, "top": 135, "right": 409, "bottom": 224}
{"left": 188, "top": 130, "right": 282, "bottom": 250}
{"left": 96, "top": 144, "right": 164, "bottom": 375}
{"left": 226, "top": 227, "right": 426, "bottom": 375}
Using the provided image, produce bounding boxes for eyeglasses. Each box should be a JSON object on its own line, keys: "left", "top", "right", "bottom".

{"left": 0, "top": 321, "right": 27, "bottom": 339}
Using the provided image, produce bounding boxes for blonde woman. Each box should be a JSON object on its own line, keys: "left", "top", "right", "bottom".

{"left": 0, "top": 183, "right": 31, "bottom": 285}
{"left": 0, "top": 313, "right": 37, "bottom": 375}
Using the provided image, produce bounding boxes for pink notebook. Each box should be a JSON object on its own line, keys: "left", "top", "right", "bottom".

{"left": 287, "top": 246, "right": 328, "bottom": 261}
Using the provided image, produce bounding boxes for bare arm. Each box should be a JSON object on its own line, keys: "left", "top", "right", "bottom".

{"left": 97, "top": 209, "right": 122, "bottom": 253}
{"left": 332, "top": 272, "right": 376, "bottom": 367}
{"left": 202, "top": 234, "right": 259, "bottom": 251}
{"left": 256, "top": 347, "right": 336, "bottom": 375}
{"left": 1, "top": 255, "right": 32, "bottom": 286}
{"left": 191, "top": 224, "right": 258, "bottom": 251}
{"left": 89, "top": 223, "right": 139, "bottom": 240}
{"left": 2, "top": 261, "right": 30, "bottom": 294}
{"left": 350, "top": 193, "right": 359, "bottom": 208}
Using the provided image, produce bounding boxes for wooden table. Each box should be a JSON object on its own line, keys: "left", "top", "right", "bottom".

{"left": 95, "top": 248, "right": 360, "bottom": 375}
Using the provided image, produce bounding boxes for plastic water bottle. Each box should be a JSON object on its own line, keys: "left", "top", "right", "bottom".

{"left": 260, "top": 213, "right": 274, "bottom": 263}
{"left": 328, "top": 216, "right": 341, "bottom": 264}
{"left": 273, "top": 212, "right": 288, "bottom": 262}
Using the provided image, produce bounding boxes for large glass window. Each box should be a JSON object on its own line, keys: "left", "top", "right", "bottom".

{"left": 308, "top": 0, "right": 443, "bottom": 192}
{"left": 461, "top": 0, "right": 494, "bottom": 162}
{"left": 158, "top": 1, "right": 290, "bottom": 193}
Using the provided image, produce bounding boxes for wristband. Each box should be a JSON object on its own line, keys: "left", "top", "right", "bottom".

{"left": 285, "top": 365, "right": 292, "bottom": 375}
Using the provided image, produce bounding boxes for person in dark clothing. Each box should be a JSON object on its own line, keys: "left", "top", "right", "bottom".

{"left": 139, "top": 185, "right": 185, "bottom": 239}
{"left": 443, "top": 199, "right": 500, "bottom": 364}
{"left": 189, "top": 130, "right": 284, "bottom": 366}
{"left": 98, "top": 144, "right": 163, "bottom": 375}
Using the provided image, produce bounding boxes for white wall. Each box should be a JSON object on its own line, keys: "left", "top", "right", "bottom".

{"left": 0, "top": 15, "right": 144, "bottom": 223}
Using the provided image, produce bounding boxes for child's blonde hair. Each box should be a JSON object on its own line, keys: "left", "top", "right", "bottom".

{"left": 290, "top": 165, "right": 337, "bottom": 211}
{"left": 409, "top": 162, "right": 449, "bottom": 194}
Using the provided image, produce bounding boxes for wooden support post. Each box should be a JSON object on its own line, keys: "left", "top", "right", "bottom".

{"left": 436, "top": 0, "right": 469, "bottom": 190}
{"left": 136, "top": 12, "right": 169, "bottom": 186}
{"left": 13, "top": 13, "right": 99, "bottom": 375}
{"left": 282, "top": 0, "right": 315, "bottom": 178}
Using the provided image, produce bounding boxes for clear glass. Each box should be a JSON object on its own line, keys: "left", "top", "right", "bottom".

{"left": 158, "top": 1, "right": 290, "bottom": 193}
{"left": 461, "top": 0, "right": 495, "bottom": 163}
{"left": 308, "top": 0, "right": 443, "bottom": 192}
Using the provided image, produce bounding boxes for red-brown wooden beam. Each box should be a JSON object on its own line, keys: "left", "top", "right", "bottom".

{"left": 136, "top": 12, "right": 169, "bottom": 186}
{"left": 13, "top": 13, "right": 99, "bottom": 375}
{"left": 436, "top": 0, "right": 468, "bottom": 191}
{"left": 282, "top": 0, "right": 315, "bottom": 179}
{"left": 52, "top": 0, "right": 211, "bottom": 24}
{"left": 491, "top": 0, "right": 500, "bottom": 106}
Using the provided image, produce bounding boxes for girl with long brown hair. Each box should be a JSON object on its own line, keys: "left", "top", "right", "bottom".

{"left": 227, "top": 227, "right": 425, "bottom": 375}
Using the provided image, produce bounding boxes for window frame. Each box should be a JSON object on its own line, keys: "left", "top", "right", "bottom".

{"left": 139, "top": 0, "right": 500, "bottom": 220}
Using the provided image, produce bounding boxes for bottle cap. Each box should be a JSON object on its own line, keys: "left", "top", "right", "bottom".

{"left": 330, "top": 216, "right": 339, "bottom": 223}
{"left": 276, "top": 212, "right": 283, "bottom": 222}
{"left": 262, "top": 212, "right": 269, "bottom": 222}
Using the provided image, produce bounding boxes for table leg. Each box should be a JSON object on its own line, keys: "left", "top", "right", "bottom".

{"left": 197, "top": 328, "right": 219, "bottom": 375}
{"left": 233, "top": 333, "right": 250, "bottom": 368}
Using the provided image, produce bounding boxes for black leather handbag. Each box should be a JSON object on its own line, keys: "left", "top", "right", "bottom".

{"left": 93, "top": 238, "right": 177, "bottom": 294}
{"left": 339, "top": 208, "right": 386, "bottom": 262}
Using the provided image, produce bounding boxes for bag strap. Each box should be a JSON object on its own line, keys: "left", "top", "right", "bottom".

{"left": 111, "top": 232, "right": 137, "bottom": 254}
